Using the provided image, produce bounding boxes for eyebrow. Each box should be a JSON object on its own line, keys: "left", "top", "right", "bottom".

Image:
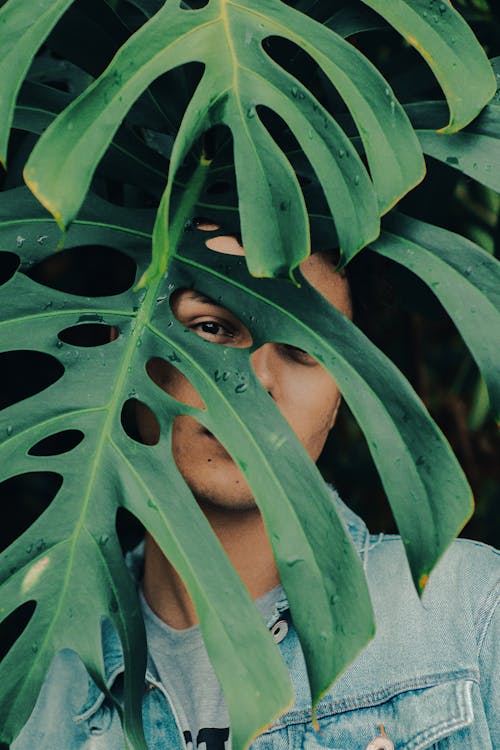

{"left": 185, "top": 291, "right": 219, "bottom": 306}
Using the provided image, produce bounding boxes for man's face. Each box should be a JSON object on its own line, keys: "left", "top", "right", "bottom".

{"left": 141, "top": 247, "right": 351, "bottom": 513}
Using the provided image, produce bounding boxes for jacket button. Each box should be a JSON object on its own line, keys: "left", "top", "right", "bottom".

{"left": 365, "top": 724, "right": 394, "bottom": 750}
{"left": 270, "top": 619, "right": 288, "bottom": 644}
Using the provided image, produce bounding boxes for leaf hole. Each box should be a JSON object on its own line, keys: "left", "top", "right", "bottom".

{"left": 57, "top": 324, "right": 119, "bottom": 347}
{"left": 26, "top": 245, "right": 137, "bottom": 296}
{"left": 0, "top": 472, "right": 63, "bottom": 553}
{"left": 169, "top": 289, "right": 252, "bottom": 348}
{"left": 116, "top": 507, "right": 145, "bottom": 555}
{"left": 146, "top": 357, "right": 207, "bottom": 410}
{"left": 0, "top": 350, "right": 64, "bottom": 411}
{"left": 180, "top": 0, "right": 209, "bottom": 9}
{"left": 170, "top": 414, "right": 252, "bottom": 505}
{"left": 205, "top": 235, "right": 245, "bottom": 256}
{"left": 191, "top": 217, "right": 221, "bottom": 231}
{"left": 28, "top": 430, "right": 84, "bottom": 457}
{"left": 0, "top": 601, "right": 37, "bottom": 664}
{"left": 206, "top": 181, "right": 232, "bottom": 196}
{"left": 121, "top": 398, "right": 160, "bottom": 446}
{"left": 0, "top": 252, "right": 19, "bottom": 286}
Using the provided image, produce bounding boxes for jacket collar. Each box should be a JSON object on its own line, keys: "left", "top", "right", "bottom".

{"left": 74, "top": 487, "right": 369, "bottom": 721}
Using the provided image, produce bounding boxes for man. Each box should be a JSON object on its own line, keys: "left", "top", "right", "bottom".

{"left": 12, "top": 232, "right": 499, "bottom": 750}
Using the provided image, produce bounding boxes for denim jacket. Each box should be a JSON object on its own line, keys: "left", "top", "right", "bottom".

{"left": 12, "top": 497, "right": 499, "bottom": 750}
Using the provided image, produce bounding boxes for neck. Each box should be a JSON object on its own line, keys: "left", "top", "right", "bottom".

{"left": 142, "top": 505, "right": 280, "bottom": 630}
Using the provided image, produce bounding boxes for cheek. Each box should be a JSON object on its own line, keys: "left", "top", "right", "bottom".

{"left": 148, "top": 358, "right": 205, "bottom": 409}
{"left": 282, "top": 371, "right": 341, "bottom": 452}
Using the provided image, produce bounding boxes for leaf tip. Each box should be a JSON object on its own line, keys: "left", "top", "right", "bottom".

{"left": 311, "top": 710, "right": 320, "bottom": 733}
{"left": 23, "top": 169, "right": 67, "bottom": 231}
{"left": 418, "top": 573, "right": 429, "bottom": 593}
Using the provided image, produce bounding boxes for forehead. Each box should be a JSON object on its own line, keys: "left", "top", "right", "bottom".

{"left": 299, "top": 251, "right": 352, "bottom": 318}
{"left": 174, "top": 225, "right": 352, "bottom": 320}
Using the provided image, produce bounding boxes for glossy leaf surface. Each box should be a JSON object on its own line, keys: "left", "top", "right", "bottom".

{"left": 0, "top": 190, "right": 371, "bottom": 748}
{"left": 360, "top": 0, "right": 496, "bottom": 132}
{"left": 371, "top": 214, "right": 500, "bottom": 423}
{"left": 0, "top": 0, "right": 76, "bottom": 166}
{"left": 0, "top": 189, "right": 474, "bottom": 746}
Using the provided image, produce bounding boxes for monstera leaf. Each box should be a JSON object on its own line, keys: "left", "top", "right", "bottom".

{"left": 0, "top": 2, "right": 498, "bottom": 748}
{"left": 0, "top": 0, "right": 491, "bottom": 280}
{"left": 371, "top": 214, "right": 500, "bottom": 424}
{"left": 0, "top": 183, "right": 475, "bottom": 747}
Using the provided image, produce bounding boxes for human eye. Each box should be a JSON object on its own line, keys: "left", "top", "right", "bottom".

{"left": 280, "top": 343, "right": 316, "bottom": 365}
{"left": 190, "top": 317, "right": 236, "bottom": 343}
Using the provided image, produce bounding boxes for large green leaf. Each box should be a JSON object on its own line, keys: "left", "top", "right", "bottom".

{"left": 22, "top": 0, "right": 429, "bottom": 279}
{"left": 14, "top": 82, "right": 168, "bottom": 198}
{"left": 359, "top": 0, "right": 496, "bottom": 132}
{"left": 371, "top": 214, "right": 500, "bottom": 423}
{"left": 0, "top": 188, "right": 372, "bottom": 748}
{"left": 0, "top": 185, "right": 474, "bottom": 746}
{"left": 0, "top": 0, "right": 76, "bottom": 166}
{"left": 406, "top": 57, "right": 500, "bottom": 191}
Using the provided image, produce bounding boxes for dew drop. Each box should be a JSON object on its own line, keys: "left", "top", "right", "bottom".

{"left": 338, "top": 148, "right": 346, "bottom": 158}
{"left": 354, "top": 175, "right": 360, "bottom": 186}
{"left": 31, "top": 643, "right": 39, "bottom": 653}
{"left": 246, "top": 106, "right": 256, "bottom": 119}
{"left": 6, "top": 425, "right": 13, "bottom": 436}
{"left": 37, "top": 235, "right": 48, "bottom": 246}
{"left": 99, "top": 534, "right": 109, "bottom": 546}
{"left": 290, "top": 86, "right": 298, "bottom": 98}
{"left": 235, "top": 382, "right": 248, "bottom": 394}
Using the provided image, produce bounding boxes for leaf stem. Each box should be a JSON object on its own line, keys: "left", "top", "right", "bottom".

{"left": 137, "top": 152, "right": 213, "bottom": 289}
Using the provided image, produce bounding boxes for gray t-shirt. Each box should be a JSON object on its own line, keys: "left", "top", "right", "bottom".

{"left": 140, "top": 585, "right": 285, "bottom": 750}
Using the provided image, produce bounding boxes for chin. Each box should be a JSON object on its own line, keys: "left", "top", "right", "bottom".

{"left": 183, "top": 473, "right": 258, "bottom": 515}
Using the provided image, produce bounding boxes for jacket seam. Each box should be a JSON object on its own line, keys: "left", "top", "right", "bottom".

{"left": 262, "top": 670, "right": 479, "bottom": 733}
{"left": 476, "top": 579, "right": 499, "bottom": 657}
{"left": 404, "top": 680, "right": 474, "bottom": 749}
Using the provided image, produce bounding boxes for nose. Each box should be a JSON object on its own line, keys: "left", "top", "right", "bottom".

{"left": 250, "top": 343, "right": 276, "bottom": 398}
